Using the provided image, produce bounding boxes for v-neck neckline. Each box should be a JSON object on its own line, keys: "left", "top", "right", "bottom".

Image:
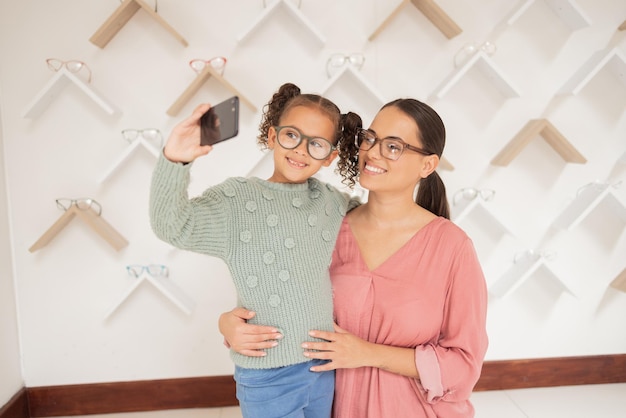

{"left": 343, "top": 216, "right": 442, "bottom": 273}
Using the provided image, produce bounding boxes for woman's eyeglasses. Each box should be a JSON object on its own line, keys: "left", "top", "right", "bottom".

{"left": 56, "top": 198, "right": 102, "bottom": 216}
{"left": 326, "top": 53, "right": 365, "bottom": 77}
{"left": 273, "top": 126, "right": 335, "bottom": 160}
{"left": 189, "top": 57, "right": 228, "bottom": 76}
{"left": 46, "top": 58, "right": 92, "bottom": 83}
{"left": 355, "top": 128, "right": 432, "bottom": 161}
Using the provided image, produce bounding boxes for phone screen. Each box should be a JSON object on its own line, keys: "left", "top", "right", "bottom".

{"left": 200, "top": 96, "right": 240, "bottom": 146}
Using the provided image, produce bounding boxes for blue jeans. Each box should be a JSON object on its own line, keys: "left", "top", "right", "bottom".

{"left": 234, "top": 360, "right": 335, "bottom": 418}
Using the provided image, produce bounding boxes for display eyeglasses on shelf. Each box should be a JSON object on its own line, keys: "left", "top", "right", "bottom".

{"left": 167, "top": 56, "right": 256, "bottom": 116}
{"left": 100, "top": 129, "right": 163, "bottom": 184}
{"left": 29, "top": 198, "right": 128, "bottom": 253}
{"left": 23, "top": 59, "right": 121, "bottom": 119}
{"left": 104, "top": 264, "right": 195, "bottom": 320}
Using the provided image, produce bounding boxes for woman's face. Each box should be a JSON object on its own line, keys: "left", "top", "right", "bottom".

{"left": 358, "top": 106, "right": 437, "bottom": 194}
{"left": 266, "top": 105, "right": 337, "bottom": 184}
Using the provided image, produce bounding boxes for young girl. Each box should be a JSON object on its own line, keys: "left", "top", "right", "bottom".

{"left": 149, "top": 83, "right": 362, "bottom": 418}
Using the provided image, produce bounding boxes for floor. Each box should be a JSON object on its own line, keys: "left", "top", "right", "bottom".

{"left": 53, "top": 383, "right": 626, "bottom": 418}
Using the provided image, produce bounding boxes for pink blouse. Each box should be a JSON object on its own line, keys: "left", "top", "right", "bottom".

{"left": 330, "top": 217, "right": 488, "bottom": 418}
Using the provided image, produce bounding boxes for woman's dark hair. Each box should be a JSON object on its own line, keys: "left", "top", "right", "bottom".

{"left": 258, "top": 83, "right": 362, "bottom": 187}
{"left": 382, "top": 99, "right": 450, "bottom": 219}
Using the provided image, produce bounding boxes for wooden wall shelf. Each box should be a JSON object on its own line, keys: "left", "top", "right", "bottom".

{"left": 491, "top": 118, "right": 586, "bottom": 166}
{"left": 105, "top": 269, "right": 195, "bottom": 320}
{"left": 100, "top": 138, "right": 161, "bottom": 183}
{"left": 552, "top": 182, "right": 626, "bottom": 230}
{"left": 22, "top": 68, "right": 121, "bottom": 119}
{"left": 89, "top": 0, "right": 188, "bottom": 48}
{"left": 506, "top": 0, "right": 591, "bottom": 30}
{"left": 429, "top": 50, "right": 521, "bottom": 101}
{"left": 369, "top": 0, "right": 462, "bottom": 41}
{"left": 557, "top": 47, "right": 626, "bottom": 96}
{"left": 167, "top": 64, "right": 256, "bottom": 116}
{"left": 610, "top": 268, "right": 626, "bottom": 293}
{"left": 237, "top": 0, "right": 325, "bottom": 47}
{"left": 29, "top": 205, "right": 128, "bottom": 252}
{"left": 619, "top": 20, "right": 626, "bottom": 31}
{"left": 451, "top": 197, "right": 512, "bottom": 238}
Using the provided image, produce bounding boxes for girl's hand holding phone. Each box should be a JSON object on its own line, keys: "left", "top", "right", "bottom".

{"left": 163, "top": 103, "right": 214, "bottom": 164}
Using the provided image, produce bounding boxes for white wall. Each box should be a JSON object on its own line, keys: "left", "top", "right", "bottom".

{"left": 0, "top": 92, "right": 24, "bottom": 403}
{"left": 0, "top": 0, "right": 624, "bottom": 388}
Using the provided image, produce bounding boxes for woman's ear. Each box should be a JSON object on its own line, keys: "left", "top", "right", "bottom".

{"left": 420, "top": 154, "right": 439, "bottom": 178}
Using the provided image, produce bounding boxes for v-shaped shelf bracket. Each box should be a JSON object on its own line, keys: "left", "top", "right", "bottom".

{"left": 22, "top": 67, "right": 121, "bottom": 119}
{"left": 321, "top": 66, "right": 386, "bottom": 105}
{"left": 90, "top": 0, "right": 188, "bottom": 48}
{"left": 506, "top": 0, "right": 591, "bottom": 31}
{"left": 237, "top": 0, "right": 326, "bottom": 47}
{"left": 29, "top": 205, "right": 128, "bottom": 252}
{"left": 430, "top": 50, "right": 521, "bottom": 101}
{"left": 611, "top": 268, "right": 626, "bottom": 293}
{"left": 557, "top": 47, "right": 626, "bottom": 95}
{"left": 491, "top": 118, "right": 586, "bottom": 166}
{"left": 105, "top": 271, "right": 195, "bottom": 320}
{"left": 490, "top": 253, "right": 574, "bottom": 298}
{"left": 552, "top": 182, "right": 626, "bottom": 230}
{"left": 369, "top": 0, "right": 462, "bottom": 41}
{"left": 100, "top": 139, "right": 161, "bottom": 183}
{"left": 167, "top": 64, "right": 257, "bottom": 116}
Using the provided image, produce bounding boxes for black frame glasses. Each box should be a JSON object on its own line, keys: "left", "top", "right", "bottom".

{"left": 273, "top": 126, "right": 336, "bottom": 160}
{"left": 356, "top": 128, "right": 432, "bottom": 161}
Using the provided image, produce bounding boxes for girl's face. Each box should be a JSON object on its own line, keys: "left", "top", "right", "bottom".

{"left": 266, "top": 105, "right": 338, "bottom": 184}
{"left": 358, "top": 106, "right": 438, "bottom": 194}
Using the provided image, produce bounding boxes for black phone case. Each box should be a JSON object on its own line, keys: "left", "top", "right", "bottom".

{"left": 200, "top": 96, "right": 240, "bottom": 146}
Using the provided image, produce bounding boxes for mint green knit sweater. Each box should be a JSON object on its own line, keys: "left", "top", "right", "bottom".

{"left": 150, "top": 155, "right": 359, "bottom": 369}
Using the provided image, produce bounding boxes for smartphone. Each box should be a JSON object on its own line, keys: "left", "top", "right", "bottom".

{"left": 200, "top": 96, "right": 240, "bottom": 146}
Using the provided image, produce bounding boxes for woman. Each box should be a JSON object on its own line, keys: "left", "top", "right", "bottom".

{"left": 220, "top": 98, "right": 488, "bottom": 417}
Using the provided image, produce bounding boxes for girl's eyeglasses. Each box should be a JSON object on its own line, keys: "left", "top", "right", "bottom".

{"left": 273, "top": 126, "right": 335, "bottom": 160}
{"left": 46, "top": 58, "right": 92, "bottom": 83}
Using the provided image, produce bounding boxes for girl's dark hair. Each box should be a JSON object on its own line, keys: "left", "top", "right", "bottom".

{"left": 382, "top": 99, "right": 450, "bottom": 219}
{"left": 258, "top": 83, "right": 362, "bottom": 187}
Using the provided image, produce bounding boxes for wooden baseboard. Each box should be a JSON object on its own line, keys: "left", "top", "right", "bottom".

{"left": 6, "top": 354, "right": 626, "bottom": 417}
{"left": 0, "top": 388, "right": 29, "bottom": 418}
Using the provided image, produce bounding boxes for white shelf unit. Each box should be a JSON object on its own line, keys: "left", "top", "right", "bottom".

{"left": 429, "top": 50, "right": 521, "bottom": 101}
{"left": 22, "top": 67, "right": 121, "bottom": 119}
{"left": 99, "top": 138, "right": 161, "bottom": 183}
{"left": 552, "top": 182, "right": 626, "bottom": 230}
{"left": 237, "top": 0, "right": 325, "bottom": 47}
{"left": 321, "top": 66, "right": 387, "bottom": 106}
{"left": 105, "top": 270, "right": 195, "bottom": 320}
{"left": 490, "top": 253, "right": 573, "bottom": 298}
{"left": 451, "top": 198, "right": 512, "bottom": 238}
{"left": 506, "top": 0, "right": 591, "bottom": 30}
{"left": 557, "top": 47, "right": 626, "bottom": 96}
